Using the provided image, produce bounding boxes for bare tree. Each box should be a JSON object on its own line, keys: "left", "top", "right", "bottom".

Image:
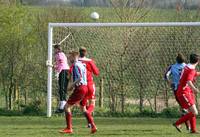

{"left": 106, "top": 0, "right": 152, "bottom": 113}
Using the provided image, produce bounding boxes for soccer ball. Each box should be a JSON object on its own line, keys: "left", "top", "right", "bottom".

{"left": 90, "top": 12, "right": 99, "bottom": 20}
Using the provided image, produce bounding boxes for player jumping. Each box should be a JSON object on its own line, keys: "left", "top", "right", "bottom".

{"left": 164, "top": 53, "right": 190, "bottom": 131}
{"left": 173, "top": 53, "right": 200, "bottom": 134}
{"left": 54, "top": 44, "right": 70, "bottom": 113}
{"left": 60, "top": 51, "right": 97, "bottom": 134}
{"left": 78, "top": 47, "right": 99, "bottom": 128}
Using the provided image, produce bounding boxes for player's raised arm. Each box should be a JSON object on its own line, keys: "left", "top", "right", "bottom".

{"left": 164, "top": 65, "right": 172, "bottom": 86}
{"left": 196, "top": 72, "right": 200, "bottom": 76}
{"left": 90, "top": 60, "right": 99, "bottom": 76}
{"left": 187, "top": 81, "right": 199, "bottom": 94}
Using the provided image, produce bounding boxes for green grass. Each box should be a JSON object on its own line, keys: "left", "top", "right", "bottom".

{"left": 0, "top": 116, "right": 199, "bottom": 137}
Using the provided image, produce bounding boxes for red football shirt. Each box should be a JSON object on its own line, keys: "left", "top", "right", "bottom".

{"left": 177, "top": 64, "right": 197, "bottom": 95}
{"left": 78, "top": 57, "right": 99, "bottom": 84}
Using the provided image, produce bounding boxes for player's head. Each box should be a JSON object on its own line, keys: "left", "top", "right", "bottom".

{"left": 79, "top": 47, "right": 87, "bottom": 57}
{"left": 54, "top": 44, "right": 61, "bottom": 53}
{"left": 189, "top": 53, "right": 200, "bottom": 64}
{"left": 176, "top": 53, "right": 185, "bottom": 64}
{"left": 69, "top": 50, "right": 79, "bottom": 64}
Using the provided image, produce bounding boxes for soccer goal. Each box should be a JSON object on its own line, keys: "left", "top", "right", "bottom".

{"left": 47, "top": 22, "right": 200, "bottom": 117}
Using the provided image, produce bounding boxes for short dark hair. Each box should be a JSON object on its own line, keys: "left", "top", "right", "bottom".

{"left": 54, "top": 44, "right": 61, "bottom": 50}
{"left": 79, "top": 47, "right": 87, "bottom": 57}
{"left": 189, "top": 53, "right": 200, "bottom": 64}
{"left": 176, "top": 53, "right": 185, "bottom": 64}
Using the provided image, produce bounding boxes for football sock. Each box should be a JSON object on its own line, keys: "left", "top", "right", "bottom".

{"left": 87, "top": 104, "right": 95, "bottom": 114}
{"left": 65, "top": 112, "right": 72, "bottom": 129}
{"left": 190, "top": 116, "right": 196, "bottom": 133}
{"left": 175, "top": 112, "right": 194, "bottom": 126}
{"left": 60, "top": 101, "right": 66, "bottom": 109}
{"left": 84, "top": 112, "right": 90, "bottom": 124}
{"left": 84, "top": 111, "right": 95, "bottom": 128}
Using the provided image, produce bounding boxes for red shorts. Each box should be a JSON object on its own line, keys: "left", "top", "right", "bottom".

{"left": 80, "top": 83, "right": 96, "bottom": 107}
{"left": 177, "top": 92, "right": 195, "bottom": 109}
{"left": 67, "top": 85, "right": 88, "bottom": 105}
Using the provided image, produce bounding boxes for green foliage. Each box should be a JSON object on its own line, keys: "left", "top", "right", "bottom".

{"left": 0, "top": 5, "right": 200, "bottom": 116}
{"left": 161, "top": 107, "right": 180, "bottom": 118}
{"left": 0, "top": 108, "right": 22, "bottom": 116}
{"left": 0, "top": 5, "right": 85, "bottom": 111}
{"left": 22, "top": 100, "right": 45, "bottom": 115}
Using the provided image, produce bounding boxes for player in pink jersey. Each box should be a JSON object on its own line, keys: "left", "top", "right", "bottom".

{"left": 54, "top": 44, "right": 70, "bottom": 113}
{"left": 78, "top": 47, "right": 99, "bottom": 127}
{"left": 173, "top": 53, "right": 200, "bottom": 134}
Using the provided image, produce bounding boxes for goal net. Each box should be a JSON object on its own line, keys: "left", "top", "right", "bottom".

{"left": 47, "top": 22, "right": 200, "bottom": 117}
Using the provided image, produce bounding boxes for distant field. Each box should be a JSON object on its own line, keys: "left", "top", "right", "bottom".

{"left": 0, "top": 116, "right": 199, "bottom": 137}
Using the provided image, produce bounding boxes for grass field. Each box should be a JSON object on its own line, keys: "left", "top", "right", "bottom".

{"left": 0, "top": 116, "right": 200, "bottom": 137}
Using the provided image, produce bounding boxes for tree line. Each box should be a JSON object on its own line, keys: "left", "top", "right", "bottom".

{"left": 0, "top": 1, "right": 200, "bottom": 114}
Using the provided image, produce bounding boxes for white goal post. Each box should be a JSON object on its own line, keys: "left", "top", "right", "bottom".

{"left": 47, "top": 22, "right": 200, "bottom": 117}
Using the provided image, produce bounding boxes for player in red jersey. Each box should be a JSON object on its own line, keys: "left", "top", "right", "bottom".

{"left": 173, "top": 53, "right": 200, "bottom": 134}
{"left": 78, "top": 47, "right": 99, "bottom": 127}
{"left": 60, "top": 51, "right": 97, "bottom": 134}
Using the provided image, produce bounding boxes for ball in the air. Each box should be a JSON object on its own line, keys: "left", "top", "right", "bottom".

{"left": 90, "top": 12, "right": 99, "bottom": 20}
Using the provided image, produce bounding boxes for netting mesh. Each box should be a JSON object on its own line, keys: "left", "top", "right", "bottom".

{"left": 52, "top": 26, "right": 200, "bottom": 113}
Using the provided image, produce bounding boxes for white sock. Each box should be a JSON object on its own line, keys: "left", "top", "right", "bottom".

{"left": 60, "top": 101, "right": 66, "bottom": 109}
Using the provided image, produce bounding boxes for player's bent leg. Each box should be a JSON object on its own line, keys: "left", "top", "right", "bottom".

{"left": 84, "top": 110, "right": 97, "bottom": 134}
{"left": 175, "top": 110, "right": 195, "bottom": 127}
{"left": 60, "top": 103, "right": 73, "bottom": 134}
{"left": 80, "top": 100, "right": 92, "bottom": 128}
{"left": 174, "top": 104, "right": 197, "bottom": 133}
{"left": 173, "top": 94, "right": 196, "bottom": 132}
{"left": 188, "top": 104, "right": 198, "bottom": 133}
{"left": 86, "top": 85, "right": 96, "bottom": 128}
{"left": 61, "top": 85, "right": 88, "bottom": 134}
{"left": 181, "top": 109, "right": 191, "bottom": 131}
{"left": 87, "top": 99, "right": 95, "bottom": 114}
{"left": 80, "top": 101, "right": 97, "bottom": 134}
{"left": 84, "top": 99, "right": 95, "bottom": 128}
{"left": 87, "top": 84, "right": 96, "bottom": 114}
{"left": 175, "top": 93, "right": 191, "bottom": 131}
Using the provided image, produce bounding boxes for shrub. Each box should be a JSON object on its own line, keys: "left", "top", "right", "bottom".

{"left": 160, "top": 107, "right": 180, "bottom": 118}
{"left": 22, "top": 100, "right": 45, "bottom": 116}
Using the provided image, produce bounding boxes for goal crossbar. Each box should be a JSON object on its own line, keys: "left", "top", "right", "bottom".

{"left": 49, "top": 22, "right": 200, "bottom": 28}
{"left": 47, "top": 22, "right": 200, "bottom": 117}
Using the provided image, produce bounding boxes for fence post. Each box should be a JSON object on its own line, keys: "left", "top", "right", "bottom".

{"left": 99, "top": 78, "right": 104, "bottom": 108}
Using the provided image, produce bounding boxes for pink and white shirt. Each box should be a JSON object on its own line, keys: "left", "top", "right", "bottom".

{"left": 55, "top": 51, "right": 69, "bottom": 73}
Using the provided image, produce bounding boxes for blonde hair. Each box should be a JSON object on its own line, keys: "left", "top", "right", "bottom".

{"left": 69, "top": 50, "right": 79, "bottom": 57}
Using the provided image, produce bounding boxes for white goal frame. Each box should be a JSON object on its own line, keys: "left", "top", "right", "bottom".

{"left": 47, "top": 22, "right": 200, "bottom": 117}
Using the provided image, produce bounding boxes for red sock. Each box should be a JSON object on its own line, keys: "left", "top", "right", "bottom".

{"left": 87, "top": 104, "right": 95, "bottom": 114}
{"left": 84, "top": 112, "right": 90, "bottom": 124}
{"left": 84, "top": 112, "right": 96, "bottom": 128}
{"left": 190, "top": 116, "right": 196, "bottom": 133}
{"left": 65, "top": 112, "right": 72, "bottom": 129}
{"left": 175, "top": 112, "right": 194, "bottom": 126}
